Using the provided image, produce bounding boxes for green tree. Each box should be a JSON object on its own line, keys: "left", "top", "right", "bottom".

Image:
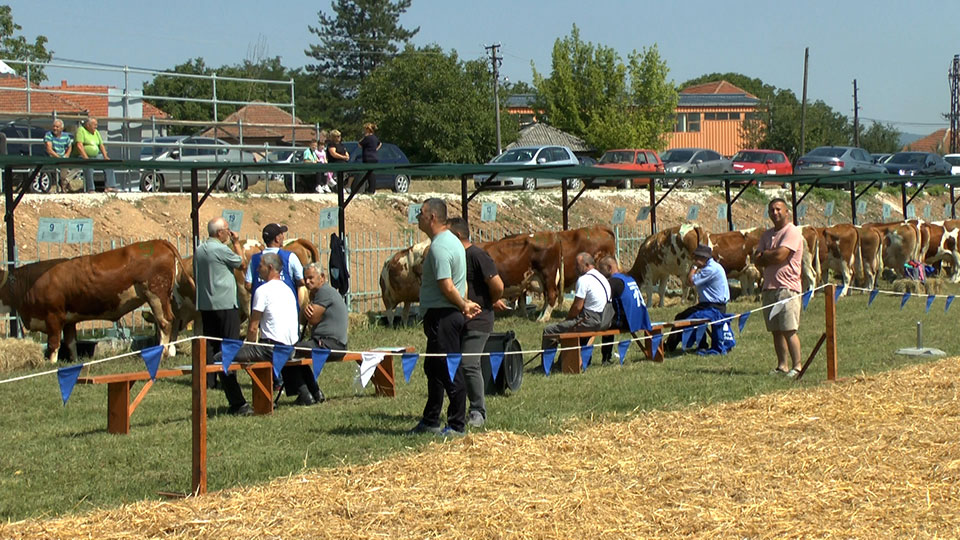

{"left": 532, "top": 25, "right": 677, "bottom": 152}
{"left": 857, "top": 122, "right": 901, "bottom": 154}
{"left": 0, "top": 5, "right": 52, "bottom": 82}
{"left": 358, "top": 45, "right": 516, "bottom": 163}
{"left": 305, "top": 0, "right": 419, "bottom": 133}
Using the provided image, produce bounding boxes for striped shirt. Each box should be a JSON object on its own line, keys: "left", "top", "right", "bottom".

{"left": 44, "top": 132, "right": 72, "bottom": 157}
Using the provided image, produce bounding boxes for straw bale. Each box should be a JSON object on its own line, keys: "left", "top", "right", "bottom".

{"left": 0, "top": 338, "right": 44, "bottom": 372}
{"left": 6, "top": 358, "right": 960, "bottom": 538}
{"left": 892, "top": 277, "right": 943, "bottom": 295}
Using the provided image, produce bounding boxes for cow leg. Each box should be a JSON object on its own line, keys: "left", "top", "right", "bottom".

{"left": 401, "top": 303, "right": 411, "bottom": 327}
{"left": 44, "top": 318, "right": 63, "bottom": 364}
{"left": 61, "top": 323, "right": 78, "bottom": 364}
{"left": 143, "top": 289, "right": 175, "bottom": 357}
{"left": 658, "top": 280, "right": 667, "bottom": 308}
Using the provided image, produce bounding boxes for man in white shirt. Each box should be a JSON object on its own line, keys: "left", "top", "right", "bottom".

{"left": 541, "top": 252, "right": 614, "bottom": 350}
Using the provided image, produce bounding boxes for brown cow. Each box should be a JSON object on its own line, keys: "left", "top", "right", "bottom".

{"left": 707, "top": 228, "right": 762, "bottom": 298}
{"left": 856, "top": 225, "right": 883, "bottom": 290}
{"left": 480, "top": 231, "right": 564, "bottom": 321}
{"left": 0, "top": 240, "right": 191, "bottom": 363}
{"left": 920, "top": 221, "right": 960, "bottom": 281}
{"left": 864, "top": 221, "right": 922, "bottom": 278}
{"left": 628, "top": 223, "right": 706, "bottom": 307}
{"left": 798, "top": 225, "right": 823, "bottom": 295}
{"left": 379, "top": 240, "right": 430, "bottom": 327}
{"left": 820, "top": 224, "right": 860, "bottom": 295}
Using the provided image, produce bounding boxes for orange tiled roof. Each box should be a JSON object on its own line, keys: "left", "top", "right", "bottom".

{"left": 904, "top": 128, "right": 950, "bottom": 153}
{"left": 681, "top": 80, "right": 758, "bottom": 99}
{"left": 38, "top": 80, "right": 169, "bottom": 119}
{"left": 200, "top": 102, "right": 315, "bottom": 143}
{"left": 0, "top": 76, "right": 86, "bottom": 114}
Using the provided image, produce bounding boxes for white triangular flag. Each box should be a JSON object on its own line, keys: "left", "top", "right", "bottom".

{"left": 359, "top": 352, "right": 384, "bottom": 388}
{"left": 768, "top": 301, "right": 784, "bottom": 320}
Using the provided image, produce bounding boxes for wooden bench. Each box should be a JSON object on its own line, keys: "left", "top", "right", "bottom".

{"left": 545, "top": 319, "right": 709, "bottom": 374}
{"left": 77, "top": 346, "right": 412, "bottom": 435}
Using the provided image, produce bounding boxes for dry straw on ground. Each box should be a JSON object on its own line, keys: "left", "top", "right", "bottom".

{"left": 0, "top": 338, "right": 44, "bottom": 372}
{"left": 5, "top": 358, "right": 960, "bottom": 539}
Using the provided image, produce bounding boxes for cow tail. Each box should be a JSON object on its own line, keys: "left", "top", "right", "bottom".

{"left": 812, "top": 232, "right": 821, "bottom": 284}
{"left": 379, "top": 262, "right": 393, "bottom": 309}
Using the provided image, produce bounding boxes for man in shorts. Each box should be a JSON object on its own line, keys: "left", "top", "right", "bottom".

{"left": 754, "top": 198, "right": 804, "bottom": 378}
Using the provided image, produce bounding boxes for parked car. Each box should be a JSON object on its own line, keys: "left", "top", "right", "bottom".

{"left": 881, "top": 152, "right": 951, "bottom": 176}
{"left": 591, "top": 148, "right": 664, "bottom": 188}
{"left": 871, "top": 152, "right": 893, "bottom": 164}
{"left": 731, "top": 149, "right": 792, "bottom": 176}
{"left": 943, "top": 154, "right": 960, "bottom": 175}
{"left": 137, "top": 136, "right": 260, "bottom": 193}
{"left": 0, "top": 121, "right": 56, "bottom": 193}
{"left": 343, "top": 141, "right": 412, "bottom": 192}
{"left": 473, "top": 145, "right": 582, "bottom": 190}
{"left": 578, "top": 155, "right": 598, "bottom": 167}
{"left": 795, "top": 146, "right": 885, "bottom": 174}
{"left": 659, "top": 147, "right": 732, "bottom": 188}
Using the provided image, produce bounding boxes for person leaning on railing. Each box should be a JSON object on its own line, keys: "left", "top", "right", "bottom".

{"left": 74, "top": 117, "right": 121, "bottom": 193}
{"left": 43, "top": 119, "right": 78, "bottom": 193}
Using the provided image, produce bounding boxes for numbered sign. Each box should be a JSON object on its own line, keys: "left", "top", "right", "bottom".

{"left": 686, "top": 205, "right": 700, "bottom": 221}
{"left": 906, "top": 204, "right": 916, "bottom": 219}
{"left": 481, "top": 202, "right": 498, "bottom": 222}
{"left": 611, "top": 207, "right": 626, "bottom": 225}
{"left": 824, "top": 201, "right": 835, "bottom": 217}
{"left": 408, "top": 203, "right": 422, "bottom": 224}
{"left": 797, "top": 204, "right": 807, "bottom": 219}
{"left": 923, "top": 204, "right": 932, "bottom": 219}
{"left": 857, "top": 201, "right": 867, "bottom": 214}
{"left": 221, "top": 209, "right": 243, "bottom": 231}
{"left": 882, "top": 203, "right": 892, "bottom": 220}
{"left": 66, "top": 219, "right": 94, "bottom": 244}
{"left": 37, "top": 218, "right": 65, "bottom": 243}
{"left": 636, "top": 206, "right": 651, "bottom": 221}
{"left": 946, "top": 203, "right": 954, "bottom": 218}
{"left": 716, "top": 204, "right": 728, "bottom": 220}
{"left": 318, "top": 208, "right": 338, "bottom": 230}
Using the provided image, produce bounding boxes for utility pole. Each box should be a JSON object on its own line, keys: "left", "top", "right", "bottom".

{"left": 799, "top": 47, "right": 809, "bottom": 158}
{"left": 485, "top": 43, "right": 503, "bottom": 155}
{"left": 950, "top": 55, "right": 959, "bottom": 153}
{"left": 852, "top": 79, "right": 859, "bottom": 147}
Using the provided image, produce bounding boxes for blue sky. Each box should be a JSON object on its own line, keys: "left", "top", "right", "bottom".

{"left": 13, "top": 0, "right": 959, "bottom": 133}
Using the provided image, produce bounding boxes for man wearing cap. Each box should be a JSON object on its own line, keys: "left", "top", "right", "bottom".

{"left": 245, "top": 223, "right": 304, "bottom": 306}
{"left": 665, "top": 244, "right": 730, "bottom": 352}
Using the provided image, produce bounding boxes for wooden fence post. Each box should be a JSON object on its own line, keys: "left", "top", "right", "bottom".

{"left": 192, "top": 337, "right": 207, "bottom": 495}
{"left": 825, "top": 284, "right": 837, "bottom": 381}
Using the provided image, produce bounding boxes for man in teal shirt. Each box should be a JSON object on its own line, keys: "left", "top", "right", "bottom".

{"left": 195, "top": 216, "right": 250, "bottom": 415}
{"left": 409, "top": 198, "right": 480, "bottom": 437}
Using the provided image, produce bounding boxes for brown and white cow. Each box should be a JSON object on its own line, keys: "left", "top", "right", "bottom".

{"left": 798, "top": 225, "right": 823, "bottom": 295}
{"left": 707, "top": 228, "right": 762, "bottom": 298}
{"left": 864, "top": 221, "right": 922, "bottom": 278}
{"left": 820, "top": 224, "right": 860, "bottom": 295}
{"left": 856, "top": 225, "right": 883, "bottom": 290}
{"left": 628, "top": 223, "right": 706, "bottom": 307}
{"left": 920, "top": 221, "right": 960, "bottom": 281}
{"left": 480, "top": 231, "right": 564, "bottom": 322}
{"left": 379, "top": 240, "right": 430, "bottom": 327}
{"left": 0, "top": 240, "right": 192, "bottom": 364}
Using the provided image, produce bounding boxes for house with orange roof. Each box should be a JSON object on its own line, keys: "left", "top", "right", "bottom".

{"left": 199, "top": 102, "right": 315, "bottom": 149}
{"left": 666, "top": 80, "right": 760, "bottom": 156}
{"left": 903, "top": 128, "right": 951, "bottom": 154}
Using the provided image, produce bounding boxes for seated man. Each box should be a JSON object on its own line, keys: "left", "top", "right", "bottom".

{"left": 541, "top": 252, "right": 613, "bottom": 351}
{"left": 291, "top": 263, "right": 349, "bottom": 403}
{"left": 665, "top": 244, "right": 730, "bottom": 352}
{"left": 597, "top": 256, "right": 651, "bottom": 364}
{"left": 215, "top": 253, "right": 314, "bottom": 406}
{"left": 43, "top": 119, "right": 77, "bottom": 193}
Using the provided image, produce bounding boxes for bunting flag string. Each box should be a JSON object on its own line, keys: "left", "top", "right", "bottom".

{"left": 649, "top": 334, "right": 663, "bottom": 359}
{"left": 900, "top": 292, "right": 911, "bottom": 310}
{"left": 868, "top": 289, "right": 879, "bottom": 306}
{"left": 221, "top": 339, "right": 242, "bottom": 374}
{"left": 140, "top": 345, "right": 164, "bottom": 381}
{"left": 311, "top": 348, "right": 330, "bottom": 380}
{"left": 359, "top": 352, "right": 384, "bottom": 387}
{"left": 680, "top": 327, "right": 694, "bottom": 351}
{"left": 272, "top": 344, "right": 293, "bottom": 379}
{"left": 947, "top": 295, "right": 955, "bottom": 313}
{"left": 489, "top": 352, "right": 504, "bottom": 382}
{"left": 617, "top": 340, "right": 630, "bottom": 365}
{"left": 926, "top": 295, "right": 936, "bottom": 313}
{"left": 446, "top": 353, "right": 461, "bottom": 384}
{"left": 57, "top": 363, "right": 83, "bottom": 405}
{"left": 738, "top": 311, "right": 751, "bottom": 334}
{"left": 693, "top": 324, "right": 707, "bottom": 350}
{"left": 801, "top": 290, "right": 813, "bottom": 311}
{"left": 543, "top": 348, "right": 556, "bottom": 376}
{"left": 401, "top": 352, "right": 419, "bottom": 383}
{"left": 580, "top": 344, "right": 594, "bottom": 372}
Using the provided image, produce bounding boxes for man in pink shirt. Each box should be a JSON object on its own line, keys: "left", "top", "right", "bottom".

{"left": 754, "top": 198, "right": 804, "bottom": 378}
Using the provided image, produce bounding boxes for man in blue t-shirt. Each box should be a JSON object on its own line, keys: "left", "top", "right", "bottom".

{"left": 43, "top": 119, "right": 77, "bottom": 193}
{"left": 665, "top": 244, "right": 730, "bottom": 352}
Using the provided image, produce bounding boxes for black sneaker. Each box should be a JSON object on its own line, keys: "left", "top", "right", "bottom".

{"left": 229, "top": 403, "right": 253, "bottom": 416}
{"left": 408, "top": 421, "right": 443, "bottom": 435}
{"left": 312, "top": 389, "right": 326, "bottom": 404}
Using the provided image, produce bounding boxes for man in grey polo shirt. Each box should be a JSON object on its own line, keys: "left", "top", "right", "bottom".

{"left": 195, "top": 216, "right": 250, "bottom": 416}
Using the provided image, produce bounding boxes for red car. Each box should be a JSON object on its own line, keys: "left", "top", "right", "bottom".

{"left": 731, "top": 149, "right": 793, "bottom": 176}
{"left": 593, "top": 149, "right": 665, "bottom": 188}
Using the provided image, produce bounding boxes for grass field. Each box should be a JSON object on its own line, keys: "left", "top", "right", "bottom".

{"left": 0, "top": 288, "right": 958, "bottom": 521}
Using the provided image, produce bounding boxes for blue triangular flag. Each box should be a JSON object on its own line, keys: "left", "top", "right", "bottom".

{"left": 580, "top": 344, "right": 593, "bottom": 371}
{"left": 693, "top": 324, "right": 708, "bottom": 349}
{"left": 802, "top": 290, "right": 813, "bottom": 311}
{"left": 221, "top": 338, "right": 242, "bottom": 374}
{"left": 834, "top": 285, "right": 845, "bottom": 302}
{"left": 401, "top": 352, "right": 418, "bottom": 383}
{"left": 272, "top": 344, "right": 293, "bottom": 379}
{"left": 446, "top": 353, "right": 461, "bottom": 383}
{"left": 947, "top": 295, "right": 955, "bottom": 313}
{"left": 738, "top": 312, "right": 751, "bottom": 334}
{"left": 680, "top": 327, "right": 694, "bottom": 350}
{"left": 868, "top": 289, "right": 879, "bottom": 306}
{"left": 489, "top": 352, "right": 504, "bottom": 382}
{"left": 543, "top": 348, "right": 556, "bottom": 376}
{"left": 617, "top": 340, "right": 630, "bottom": 365}
{"left": 140, "top": 344, "right": 163, "bottom": 380}
{"left": 926, "top": 295, "right": 936, "bottom": 313}
{"left": 311, "top": 348, "right": 330, "bottom": 379}
{"left": 57, "top": 363, "right": 83, "bottom": 405}
{"left": 900, "top": 292, "right": 911, "bottom": 310}
{"left": 649, "top": 333, "right": 663, "bottom": 359}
